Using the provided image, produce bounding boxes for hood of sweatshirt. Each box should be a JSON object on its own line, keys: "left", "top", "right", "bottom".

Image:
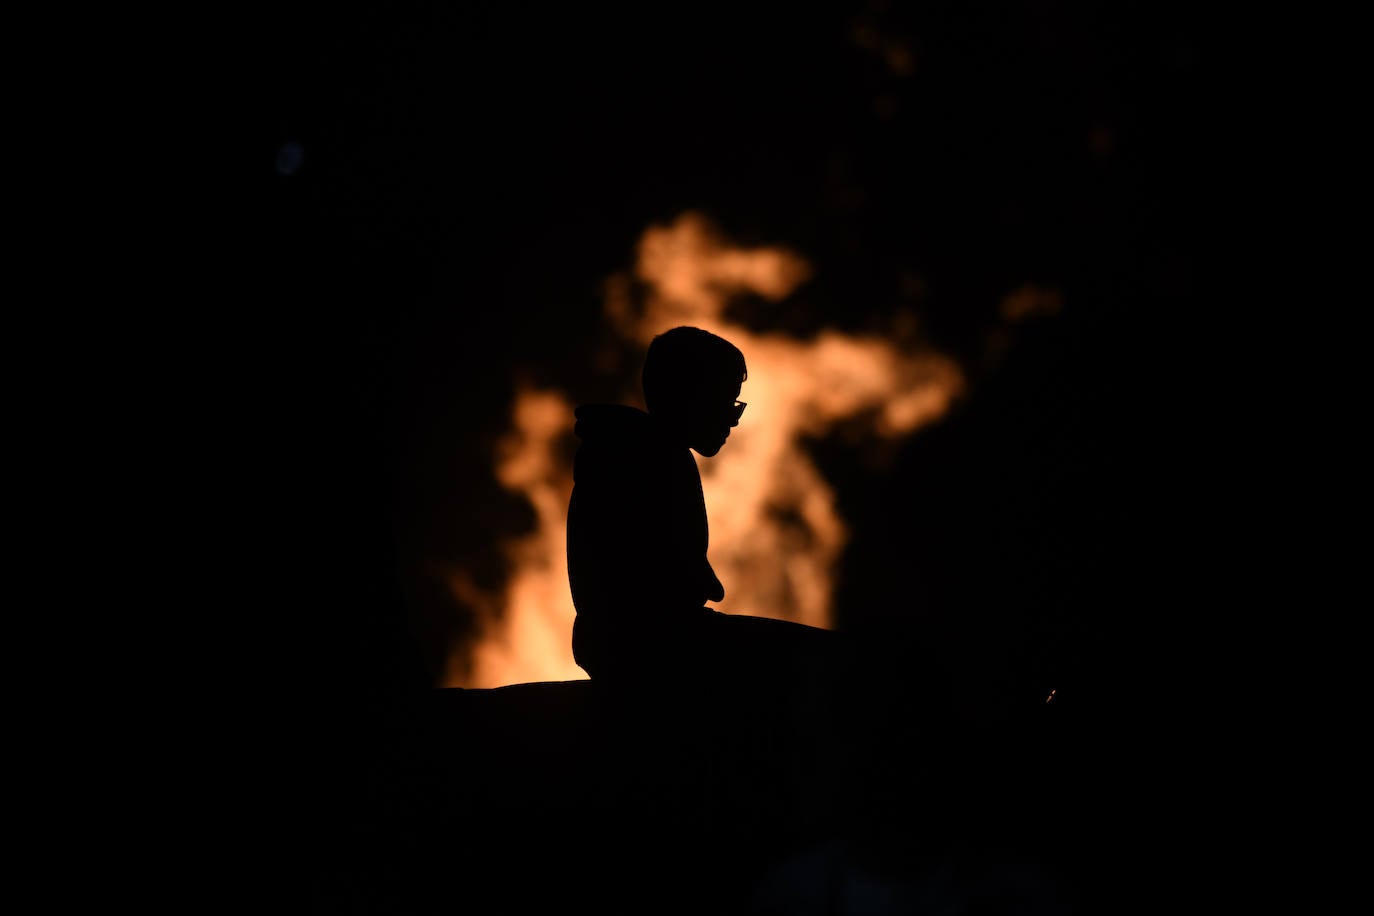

{"left": 572, "top": 404, "right": 654, "bottom": 444}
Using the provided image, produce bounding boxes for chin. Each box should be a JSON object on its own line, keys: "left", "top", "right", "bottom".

{"left": 694, "top": 440, "right": 725, "bottom": 457}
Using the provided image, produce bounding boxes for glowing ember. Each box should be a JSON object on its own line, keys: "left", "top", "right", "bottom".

{"left": 449, "top": 211, "right": 964, "bottom": 688}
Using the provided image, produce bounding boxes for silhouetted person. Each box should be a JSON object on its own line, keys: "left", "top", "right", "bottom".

{"left": 567, "top": 326, "right": 845, "bottom": 701}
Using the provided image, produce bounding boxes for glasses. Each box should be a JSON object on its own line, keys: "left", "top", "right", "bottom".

{"left": 732, "top": 400, "right": 747, "bottom": 421}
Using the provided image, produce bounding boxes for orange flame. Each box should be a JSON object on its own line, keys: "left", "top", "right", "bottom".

{"left": 448, "top": 211, "right": 965, "bottom": 687}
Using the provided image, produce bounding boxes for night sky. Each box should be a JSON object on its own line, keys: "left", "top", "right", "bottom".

{"left": 245, "top": 1, "right": 1197, "bottom": 887}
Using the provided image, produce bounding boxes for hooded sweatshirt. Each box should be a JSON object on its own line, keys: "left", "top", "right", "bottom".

{"left": 566, "top": 405, "right": 723, "bottom": 664}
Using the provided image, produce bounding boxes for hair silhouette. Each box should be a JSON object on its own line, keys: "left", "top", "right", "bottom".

{"left": 642, "top": 325, "right": 747, "bottom": 414}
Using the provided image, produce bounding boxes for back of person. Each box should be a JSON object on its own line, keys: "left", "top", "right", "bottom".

{"left": 566, "top": 403, "right": 720, "bottom": 683}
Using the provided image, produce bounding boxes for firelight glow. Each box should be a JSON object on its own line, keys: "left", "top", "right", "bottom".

{"left": 448, "top": 212, "right": 965, "bottom": 688}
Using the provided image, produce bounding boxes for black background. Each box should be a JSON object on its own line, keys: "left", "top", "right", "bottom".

{"left": 250, "top": 1, "right": 1194, "bottom": 704}
{"left": 230, "top": 4, "right": 1200, "bottom": 907}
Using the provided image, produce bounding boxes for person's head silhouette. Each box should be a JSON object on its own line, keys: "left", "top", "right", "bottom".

{"left": 643, "top": 326, "right": 747, "bottom": 457}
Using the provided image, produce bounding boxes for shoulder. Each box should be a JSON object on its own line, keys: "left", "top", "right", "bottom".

{"left": 572, "top": 405, "right": 663, "bottom": 480}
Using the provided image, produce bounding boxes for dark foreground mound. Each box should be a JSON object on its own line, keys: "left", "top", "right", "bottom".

{"left": 310, "top": 675, "right": 1144, "bottom": 915}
